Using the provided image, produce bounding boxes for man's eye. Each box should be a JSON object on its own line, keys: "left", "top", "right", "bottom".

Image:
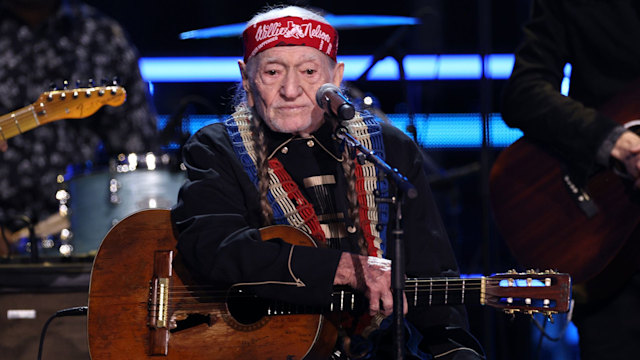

{"left": 305, "top": 69, "right": 316, "bottom": 75}
{"left": 266, "top": 70, "right": 278, "bottom": 76}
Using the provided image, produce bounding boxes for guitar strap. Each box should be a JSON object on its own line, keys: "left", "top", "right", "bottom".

{"left": 224, "top": 108, "right": 390, "bottom": 257}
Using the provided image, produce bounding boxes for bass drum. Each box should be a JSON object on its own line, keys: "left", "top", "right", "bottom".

{"left": 60, "top": 153, "right": 186, "bottom": 256}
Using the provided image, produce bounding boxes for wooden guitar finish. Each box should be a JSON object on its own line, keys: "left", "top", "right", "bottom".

{"left": 88, "top": 209, "right": 335, "bottom": 360}
{"left": 490, "top": 81, "right": 640, "bottom": 285}
{"left": 88, "top": 209, "right": 571, "bottom": 359}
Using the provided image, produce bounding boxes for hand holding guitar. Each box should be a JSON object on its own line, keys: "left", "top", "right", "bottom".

{"left": 333, "top": 252, "right": 408, "bottom": 316}
{"left": 611, "top": 130, "right": 640, "bottom": 187}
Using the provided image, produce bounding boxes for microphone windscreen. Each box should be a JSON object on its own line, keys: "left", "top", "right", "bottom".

{"left": 316, "top": 83, "right": 340, "bottom": 107}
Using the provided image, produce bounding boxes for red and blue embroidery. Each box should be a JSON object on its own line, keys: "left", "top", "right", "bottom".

{"left": 225, "top": 109, "right": 389, "bottom": 257}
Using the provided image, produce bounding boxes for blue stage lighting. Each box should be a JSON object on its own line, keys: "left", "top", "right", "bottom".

{"left": 157, "top": 113, "right": 522, "bottom": 149}
{"left": 139, "top": 54, "right": 515, "bottom": 82}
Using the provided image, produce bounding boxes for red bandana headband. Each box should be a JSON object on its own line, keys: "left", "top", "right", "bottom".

{"left": 242, "top": 16, "right": 338, "bottom": 63}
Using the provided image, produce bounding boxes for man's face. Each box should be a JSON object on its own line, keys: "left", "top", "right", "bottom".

{"left": 241, "top": 46, "right": 344, "bottom": 136}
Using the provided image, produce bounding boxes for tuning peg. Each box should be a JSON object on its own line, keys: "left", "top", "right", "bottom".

{"left": 546, "top": 313, "right": 556, "bottom": 324}
{"left": 75, "top": 79, "right": 81, "bottom": 88}
{"left": 112, "top": 76, "right": 119, "bottom": 86}
{"left": 63, "top": 80, "right": 69, "bottom": 89}
{"left": 503, "top": 309, "right": 517, "bottom": 320}
{"left": 89, "top": 78, "right": 95, "bottom": 87}
{"left": 49, "top": 82, "right": 57, "bottom": 91}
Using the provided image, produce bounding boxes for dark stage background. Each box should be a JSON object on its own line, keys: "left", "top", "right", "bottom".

{"left": 0, "top": 0, "right": 580, "bottom": 359}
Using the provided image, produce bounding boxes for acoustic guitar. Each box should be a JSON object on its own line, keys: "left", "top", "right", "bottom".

{"left": 0, "top": 85, "right": 127, "bottom": 256}
{"left": 87, "top": 209, "right": 571, "bottom": 360}
{"left": 489, "top": 82, "right": 640, "bottom": 287}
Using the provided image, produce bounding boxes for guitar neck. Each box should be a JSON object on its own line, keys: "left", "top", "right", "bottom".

{"left": 0, "top": 104, "right": 41, "bottom": 141}
{"left": 327, "top": 272, "right": 570, "bottom": 315}
{"left": 327, "top": 277, "right": 483, "bottom": 313}
{"left": 404, "top": 277, "right": 483, "bottom": 308}
{"left": 0, "top": 86, "right": 126, "bottom": 142}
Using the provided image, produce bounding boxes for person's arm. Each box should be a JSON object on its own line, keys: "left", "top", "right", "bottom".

{"left": 171, "top": 123, "right": 343, "bottom": 306}
{"left": 501, "top": 0, "right": 621, "bottom": 174}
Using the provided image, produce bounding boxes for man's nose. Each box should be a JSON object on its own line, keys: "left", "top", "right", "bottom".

{"left": 280, "top": 71, "right": 302, "bottom": 99}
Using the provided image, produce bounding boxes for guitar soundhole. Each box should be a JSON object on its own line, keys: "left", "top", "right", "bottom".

{"left": 226, "top": 287, "right": 269, "bottom": 325}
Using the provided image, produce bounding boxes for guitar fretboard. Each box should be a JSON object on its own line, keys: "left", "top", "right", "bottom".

{"left": 326, "top": 277, "right": 484, "bottom": 313}
{"left": 0, "top": 105, "right": 40, "bottom": 141}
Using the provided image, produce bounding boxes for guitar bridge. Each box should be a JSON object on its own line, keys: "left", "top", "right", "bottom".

{"left": 148, "top": 250, "right": 173, "bottom": 356}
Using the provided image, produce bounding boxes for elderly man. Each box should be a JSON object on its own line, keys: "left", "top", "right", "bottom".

{"left": 172, "top": 5, "right": 482, "bottom": 359}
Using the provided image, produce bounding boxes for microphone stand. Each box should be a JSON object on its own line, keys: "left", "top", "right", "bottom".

{"left": 334, "top": 126, "right": 417, "bottom": 360}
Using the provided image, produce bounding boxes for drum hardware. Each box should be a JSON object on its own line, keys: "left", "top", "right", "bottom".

{"left": 55, "top": 152, "right": 186, "bottom": 257}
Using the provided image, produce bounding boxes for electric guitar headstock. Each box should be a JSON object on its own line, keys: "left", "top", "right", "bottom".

{"left": 0, "top": 84, "right": 127, "bottom": 141}
{"left": 35, "top": 85, "right": 127, "bottom": 124}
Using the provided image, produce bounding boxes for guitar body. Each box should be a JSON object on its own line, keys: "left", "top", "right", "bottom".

{"left": 490, "top": 81, "right": 640, "bottom": 285}
{"left": 88, "top": 210, "right": 571, "bottom": 359}
{"left": 490, "top": 139, "right": 640, "bottom": 284}
{"left": 88, "top": 209, "right": 337, "bottom": 360}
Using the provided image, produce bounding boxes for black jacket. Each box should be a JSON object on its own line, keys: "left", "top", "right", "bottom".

{"left": 502, "top": 0, "right": 640, "bottom": 181}
{"left": 171, "top": 115, "right": 470, "bottom": 336}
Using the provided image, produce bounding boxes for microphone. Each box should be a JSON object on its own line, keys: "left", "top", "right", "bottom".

{"left": 316, "top": 83, "right": 355, "bottom": 120}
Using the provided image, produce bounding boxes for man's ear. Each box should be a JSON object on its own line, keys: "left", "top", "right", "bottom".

{"left": 332, "top": 62, "right": 345, "bottom": 87}
{"left": 238, "top": 60, "right": 254, "bottom": 106}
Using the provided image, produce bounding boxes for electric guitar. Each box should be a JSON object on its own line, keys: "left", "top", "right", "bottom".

{"left": 87, "top": 209, "right": 571, "bottom": 360}
{"left": 0, "top": 85, "right": 126, "bottom": 141}
{"left": 0, "top": 86, "right": 126, "bottom": 257}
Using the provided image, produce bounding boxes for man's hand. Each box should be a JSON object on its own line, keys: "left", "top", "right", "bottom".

{"left": 333, "top": 252, "right": 408, "bottom": 316}
{"left": 0, "top": 140, "right": 6, "bottom": 152}
{"left": 611, "top": 130, "right": 640, "bottom": 187}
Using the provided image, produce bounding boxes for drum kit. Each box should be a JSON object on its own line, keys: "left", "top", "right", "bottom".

{"left": 2, "top": 13, "right": 421, "bottom": 260}
{"left": 5, "top": 152, "right": 186, "bottom": 258}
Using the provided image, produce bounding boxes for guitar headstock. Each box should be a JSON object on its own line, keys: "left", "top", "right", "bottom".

{"left": 484, "top": 270, "right": 571, "bottom": 318}
{"left": 34, "top": 86, "right": 127, "bottom": 124}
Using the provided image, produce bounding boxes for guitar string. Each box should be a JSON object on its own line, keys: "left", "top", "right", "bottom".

{"left": 158, "top": 279, "right": 558, "bottom": 303}
{"left": 162, "top": 278, "right": 483, "bottom": 289}
{"left": 159, "top": 299, "right": 559, "bottom": 316}
{"left": 163, "top": 279, "right": 534, "bottom": 294}
{"left": 163, "top": 285, "right": 541, "bottom": 302}
{"left": 161, "top": 286, "right": 559, "bottom": 308}
{"left": 165, "top": 283, "right": 488, "bottom": 295}
{"left": 164, "top": 282, "right": 539, "bottom": 296}
{"left": 159, "top": 293, "right": 558, "bottom": 314}
{"left": 162, "top": 277, "right": 554, "bottom": 287}
{"left": 165, "top": 289, "right": 488, "bottom": 299}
